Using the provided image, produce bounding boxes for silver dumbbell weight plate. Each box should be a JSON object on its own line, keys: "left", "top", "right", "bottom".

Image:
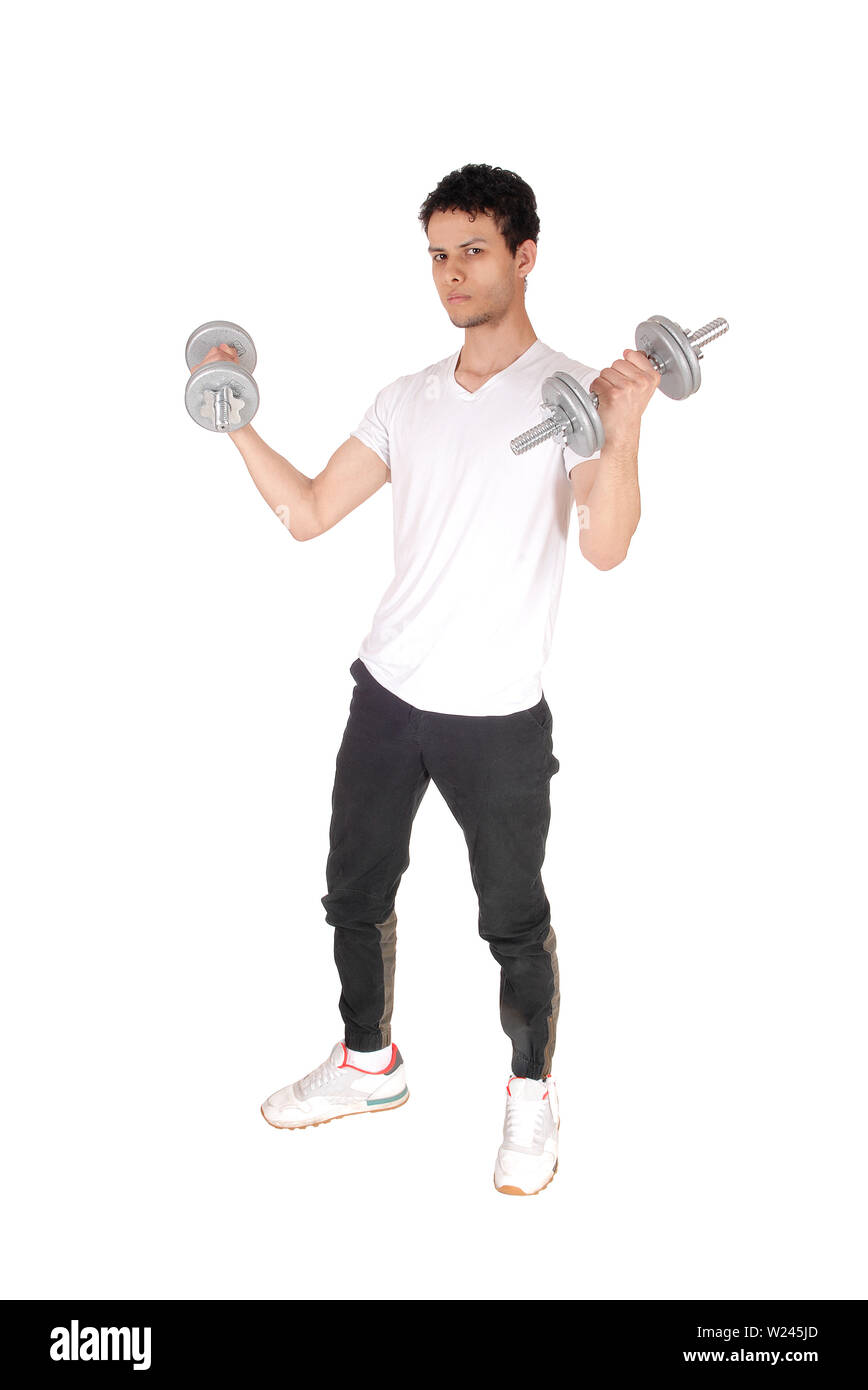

{"left": 185, "top": 320, "right": 257, "bottom": 375}
{"left": 185, "top": 361, "right": 260, "bottom": 432}
{"left": 634, "top": 315, "right": 699, "bottom": 401}
{"left": 546, "top": 371, "right": 606, "bottom": 457}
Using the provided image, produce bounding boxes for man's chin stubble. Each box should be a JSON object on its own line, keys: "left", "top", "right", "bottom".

{"left": 448, "top": 308, "right": 494, "bottom": 328}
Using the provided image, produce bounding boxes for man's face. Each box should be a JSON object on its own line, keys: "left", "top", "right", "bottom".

{"left": 426, "top": 207, "right": 531, "bottom": 328}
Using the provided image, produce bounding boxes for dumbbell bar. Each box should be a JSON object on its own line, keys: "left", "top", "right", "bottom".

{"left": 510, "top": 314, "right": 729, "bottom": 459}
{"left": 184, "top": 320, "right": 260, "bottom": 432}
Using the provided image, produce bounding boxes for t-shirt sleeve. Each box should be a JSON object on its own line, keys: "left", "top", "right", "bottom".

{"left": 350, "top": 385, "right": 392, "bottom": 469}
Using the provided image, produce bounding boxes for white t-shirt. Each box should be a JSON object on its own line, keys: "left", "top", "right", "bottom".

{"left": 350, "top": 337, "right": 601, "bottom": 716}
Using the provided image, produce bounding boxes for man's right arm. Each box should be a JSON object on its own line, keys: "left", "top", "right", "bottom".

{"left": 228, "top": 426, "right": 389, "bottom": 541}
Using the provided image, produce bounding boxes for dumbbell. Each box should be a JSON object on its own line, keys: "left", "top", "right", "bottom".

{"left": 184, "top": 320, "right": 260, "bottom": 432}
{"left": 510, "top": 314, "right": 729, "bottom": 459}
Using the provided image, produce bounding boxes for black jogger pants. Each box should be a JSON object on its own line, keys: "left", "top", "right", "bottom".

{"left": 320, "top": 657, "right": 561, "bottom": 1080}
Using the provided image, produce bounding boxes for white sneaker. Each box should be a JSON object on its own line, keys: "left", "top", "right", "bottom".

{"left": 261, "top": 1042, "right": 409, "bottom": 1130}
{"left": 493, "top": 1075, "right": 559, "bottom": 1195}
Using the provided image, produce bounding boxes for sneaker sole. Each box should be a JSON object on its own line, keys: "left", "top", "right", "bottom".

{"left": 493, "top": 1158, "right": 558, "bottom": 1196}
{"left": 261, "top": 1088, "right": 410, "bottom": 1130}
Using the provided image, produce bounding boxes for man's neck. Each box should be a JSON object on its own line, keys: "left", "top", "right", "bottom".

{"left": 456, "top": 314, "right": 538, "bottom": 381}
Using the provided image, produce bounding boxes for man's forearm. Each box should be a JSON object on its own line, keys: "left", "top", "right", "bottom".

{"left": 228, "top": 424, "right": 317, "bottom": 540}
{"left": 579, "top": 427, "right": 641, "bottom": 570}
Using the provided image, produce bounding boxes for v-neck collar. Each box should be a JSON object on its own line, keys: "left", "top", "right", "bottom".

{"left": 447, "top": 337, "right": 545, "bottom": 401}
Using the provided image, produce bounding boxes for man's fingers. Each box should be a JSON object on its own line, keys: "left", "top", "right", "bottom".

{"left": 191, "top": 344, "right": 239, "bottom": 373}
{"left": 623, "top": 348, "right": 660, "bottom": 380}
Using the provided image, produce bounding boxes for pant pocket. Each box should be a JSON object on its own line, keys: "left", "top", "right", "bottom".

{"left": 522, "top": 696, "right": 553, "bottom": 732}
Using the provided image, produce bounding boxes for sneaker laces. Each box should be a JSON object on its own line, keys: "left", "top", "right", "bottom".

{"left": 297, "top": 1058, "right": 338, "bottom": 1097}
{"left": 503, "top": 1096, "right": 547, "bottom": 1154}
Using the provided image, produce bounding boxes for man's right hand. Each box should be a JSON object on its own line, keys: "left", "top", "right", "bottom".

{"left": 188, "top": 341, "right": 239, "bottom": 375}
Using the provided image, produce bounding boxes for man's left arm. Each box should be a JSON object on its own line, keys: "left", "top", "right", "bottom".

{"left": 569, "top": 348, "right": 660, "bottom": 570}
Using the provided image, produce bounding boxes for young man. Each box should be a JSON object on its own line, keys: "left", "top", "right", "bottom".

{"left": 206, "top": 164, "right": 658, "bottom": 1195}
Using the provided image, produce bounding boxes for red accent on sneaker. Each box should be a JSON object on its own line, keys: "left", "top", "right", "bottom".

{"left": 508, "top": 1075, "right": 550, "bottom": 1097}
{"left": 339, "top": 1042, "right": 398, "bottom": 1075}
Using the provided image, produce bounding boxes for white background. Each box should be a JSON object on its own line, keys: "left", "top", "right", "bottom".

{"left": 2, "top": 0, "right": 865, "bottom": 1301}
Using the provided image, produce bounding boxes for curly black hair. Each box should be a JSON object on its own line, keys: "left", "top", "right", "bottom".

{"left": 418, "top": 163, "right": 540, "bottom": 258}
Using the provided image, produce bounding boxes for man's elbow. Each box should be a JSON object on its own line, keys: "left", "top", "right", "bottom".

{"left": 579, "top": 536, "right": 631, "bottom": 570}
{"left": 588, "top": 549, "right": 628, "bottom": 570}
{"left": 579, "top": 510, "right": 640, "bottom": 570}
